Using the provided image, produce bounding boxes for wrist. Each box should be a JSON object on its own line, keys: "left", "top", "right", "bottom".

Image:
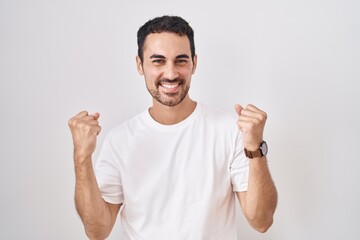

{"left": 74, "top": 149, "right": 93, "bottom": 164}
{"left": 244, "top": 141, "right": 268, "bottom": 159}
{"left": 245, "top": 144, "right": 261, "bottom": 151}
{"left": 244, "top": 138, "right": 264, "bottom": 151}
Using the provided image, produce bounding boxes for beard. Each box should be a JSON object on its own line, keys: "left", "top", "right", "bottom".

{"left": 147, "top": 77, "right": 190, "bottom": 107}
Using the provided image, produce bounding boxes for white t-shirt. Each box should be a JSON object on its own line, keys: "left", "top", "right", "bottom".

{"left": 95, "top": 103, "right": 249, "bottom": 240}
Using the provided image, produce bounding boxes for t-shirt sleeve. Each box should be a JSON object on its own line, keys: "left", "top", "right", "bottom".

{"left": 230, "top": 129, "right": 249, "bottom": 192}
{"left": 95, "top": 136, "right": 124, "bottom": 204}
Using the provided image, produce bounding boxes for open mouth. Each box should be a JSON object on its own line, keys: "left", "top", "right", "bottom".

{"left": 160, "top": 82, "right": 180, "bottom": 89}
{"left": 158, "top": 80, "right": 183, "bottom": 93}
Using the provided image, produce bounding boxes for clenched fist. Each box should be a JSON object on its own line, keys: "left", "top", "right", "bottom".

{"left": 235, "top": 104, "right": 267, "bottom": 151}
{"left": 68, "top": 111, "right": 101, "bottom": 160}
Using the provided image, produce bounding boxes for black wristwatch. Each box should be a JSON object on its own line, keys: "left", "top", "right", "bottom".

{"left": 244, "top": 141, "right": 268, "bottom": 159}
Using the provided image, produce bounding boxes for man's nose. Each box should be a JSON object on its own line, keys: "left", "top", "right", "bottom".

{"left": 163, "top": 63, "right": 179, "bottom": 80}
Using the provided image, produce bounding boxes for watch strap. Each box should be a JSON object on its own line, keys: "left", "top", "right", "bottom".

{"left": 244, "top": 148, "right": 263, "bottom": 158}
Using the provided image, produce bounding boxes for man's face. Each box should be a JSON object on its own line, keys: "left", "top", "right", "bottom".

{"left": 136, "top": 32, "right": 197, "bottom": 107}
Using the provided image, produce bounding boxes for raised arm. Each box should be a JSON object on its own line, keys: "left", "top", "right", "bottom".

{"left": 234, "top": 104, "right": 277, "bottom": 233}
{"left": 68, "top": 111, "right": 121, "bottom": 239}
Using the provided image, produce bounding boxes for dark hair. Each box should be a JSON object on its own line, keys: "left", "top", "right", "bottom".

{"left": 137, "top": 15, "right": 195, "bottom": 62}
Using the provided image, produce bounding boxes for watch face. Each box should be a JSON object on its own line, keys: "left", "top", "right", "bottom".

{"left": 260, "top": 141, "right": 268, "bottom": 156}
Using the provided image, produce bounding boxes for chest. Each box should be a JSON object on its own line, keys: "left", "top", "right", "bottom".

{"left": 118, "top": 126, "right": 233, "bottom": 204}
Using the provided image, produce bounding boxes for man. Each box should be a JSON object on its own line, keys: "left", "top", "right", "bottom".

{"left": 68, "top": 16, "right": 277, "bottom": 240}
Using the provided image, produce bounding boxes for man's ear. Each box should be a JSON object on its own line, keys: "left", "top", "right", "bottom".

{"left": 192, "top": 54, "right": 198, "bottom": 74}
{"left": 136, "top": 56, "right": 144, "bottom": 75}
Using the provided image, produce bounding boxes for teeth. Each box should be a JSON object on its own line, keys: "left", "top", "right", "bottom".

{"left": 161, "top": 83, "right": 179, "bottom": 89}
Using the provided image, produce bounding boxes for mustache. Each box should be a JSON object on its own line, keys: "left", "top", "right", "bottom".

{"left": 157, "top": 77, "right": 184, "bottom": 86}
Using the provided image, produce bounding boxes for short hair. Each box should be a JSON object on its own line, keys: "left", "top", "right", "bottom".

{"left": 137, "top": 15, "right": 195, "bottom": 62}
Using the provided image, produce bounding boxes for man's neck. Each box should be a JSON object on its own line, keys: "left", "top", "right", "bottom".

{"left": 149, "top": 96, "right": 197, "bottom": 125}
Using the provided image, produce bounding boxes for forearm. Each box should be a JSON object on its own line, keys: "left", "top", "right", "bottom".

{"left": 74, "top": 154, "right": 114, "bottom": 239}
{"left": 243, "top": 157, "right": 277, "bottom": 232}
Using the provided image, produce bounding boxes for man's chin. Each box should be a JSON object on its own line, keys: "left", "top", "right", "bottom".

{"left": 157, "top": 95, "right": 186, "bottom": 107}
{"left": 158, "top": 99, "right": 182, "bottom": 107}
{"left": 149, "top": 88, "right": 189, "bottom": 107}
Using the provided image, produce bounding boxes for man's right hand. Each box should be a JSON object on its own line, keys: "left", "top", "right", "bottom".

{"left": 68, "top": 111, "right": 101, "bottom": 160}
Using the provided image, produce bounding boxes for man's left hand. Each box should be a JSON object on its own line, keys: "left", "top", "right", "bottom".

{"left": 234, "top": 104, "right": 267, "bottom": 151}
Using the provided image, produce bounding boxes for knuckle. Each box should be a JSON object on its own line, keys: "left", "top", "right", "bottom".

{"left": 261, "top": 111, "right": 267, "bottom": 119}
{"left": 81, "top": 111, "right": 88, "bottom": 116}
{"left": 253, "top": 118, "right": 260, "bottom": 124}
{"left": 68, "top": 118, "right": 77, "bottom": 127}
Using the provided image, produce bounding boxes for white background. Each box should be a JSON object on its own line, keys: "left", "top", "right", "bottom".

{"left": 1, "top": 0, "right": 359, "bottom": 239}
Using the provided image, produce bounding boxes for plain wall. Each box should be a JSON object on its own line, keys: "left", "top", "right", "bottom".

{"left": 1, "top": 0, "right": 359, "bottom": 239}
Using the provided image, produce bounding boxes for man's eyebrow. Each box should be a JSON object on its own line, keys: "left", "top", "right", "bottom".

{"left": 150, "top": 54, "right": 165, "bottom": 59}
{"left": 176, "top": 54, "right": 190, "bottom": 59}
{"left": 149, "top": 54, "right": 190, "bottom": 59}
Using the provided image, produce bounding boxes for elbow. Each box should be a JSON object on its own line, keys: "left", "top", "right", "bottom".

{"left": 85, "top": 229, "right": 110, "bottom": 240}
{"left": 83, "top": 221, "right": 112, "bottom": 240}
{"left": 246, "top": 212, "right": 274, "bottom": 233}
{"left": 245, "top": 194, "right": 277, "bottom": 233}
{"left": 253, "top": 217, "right": 273, "bottom": 233}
